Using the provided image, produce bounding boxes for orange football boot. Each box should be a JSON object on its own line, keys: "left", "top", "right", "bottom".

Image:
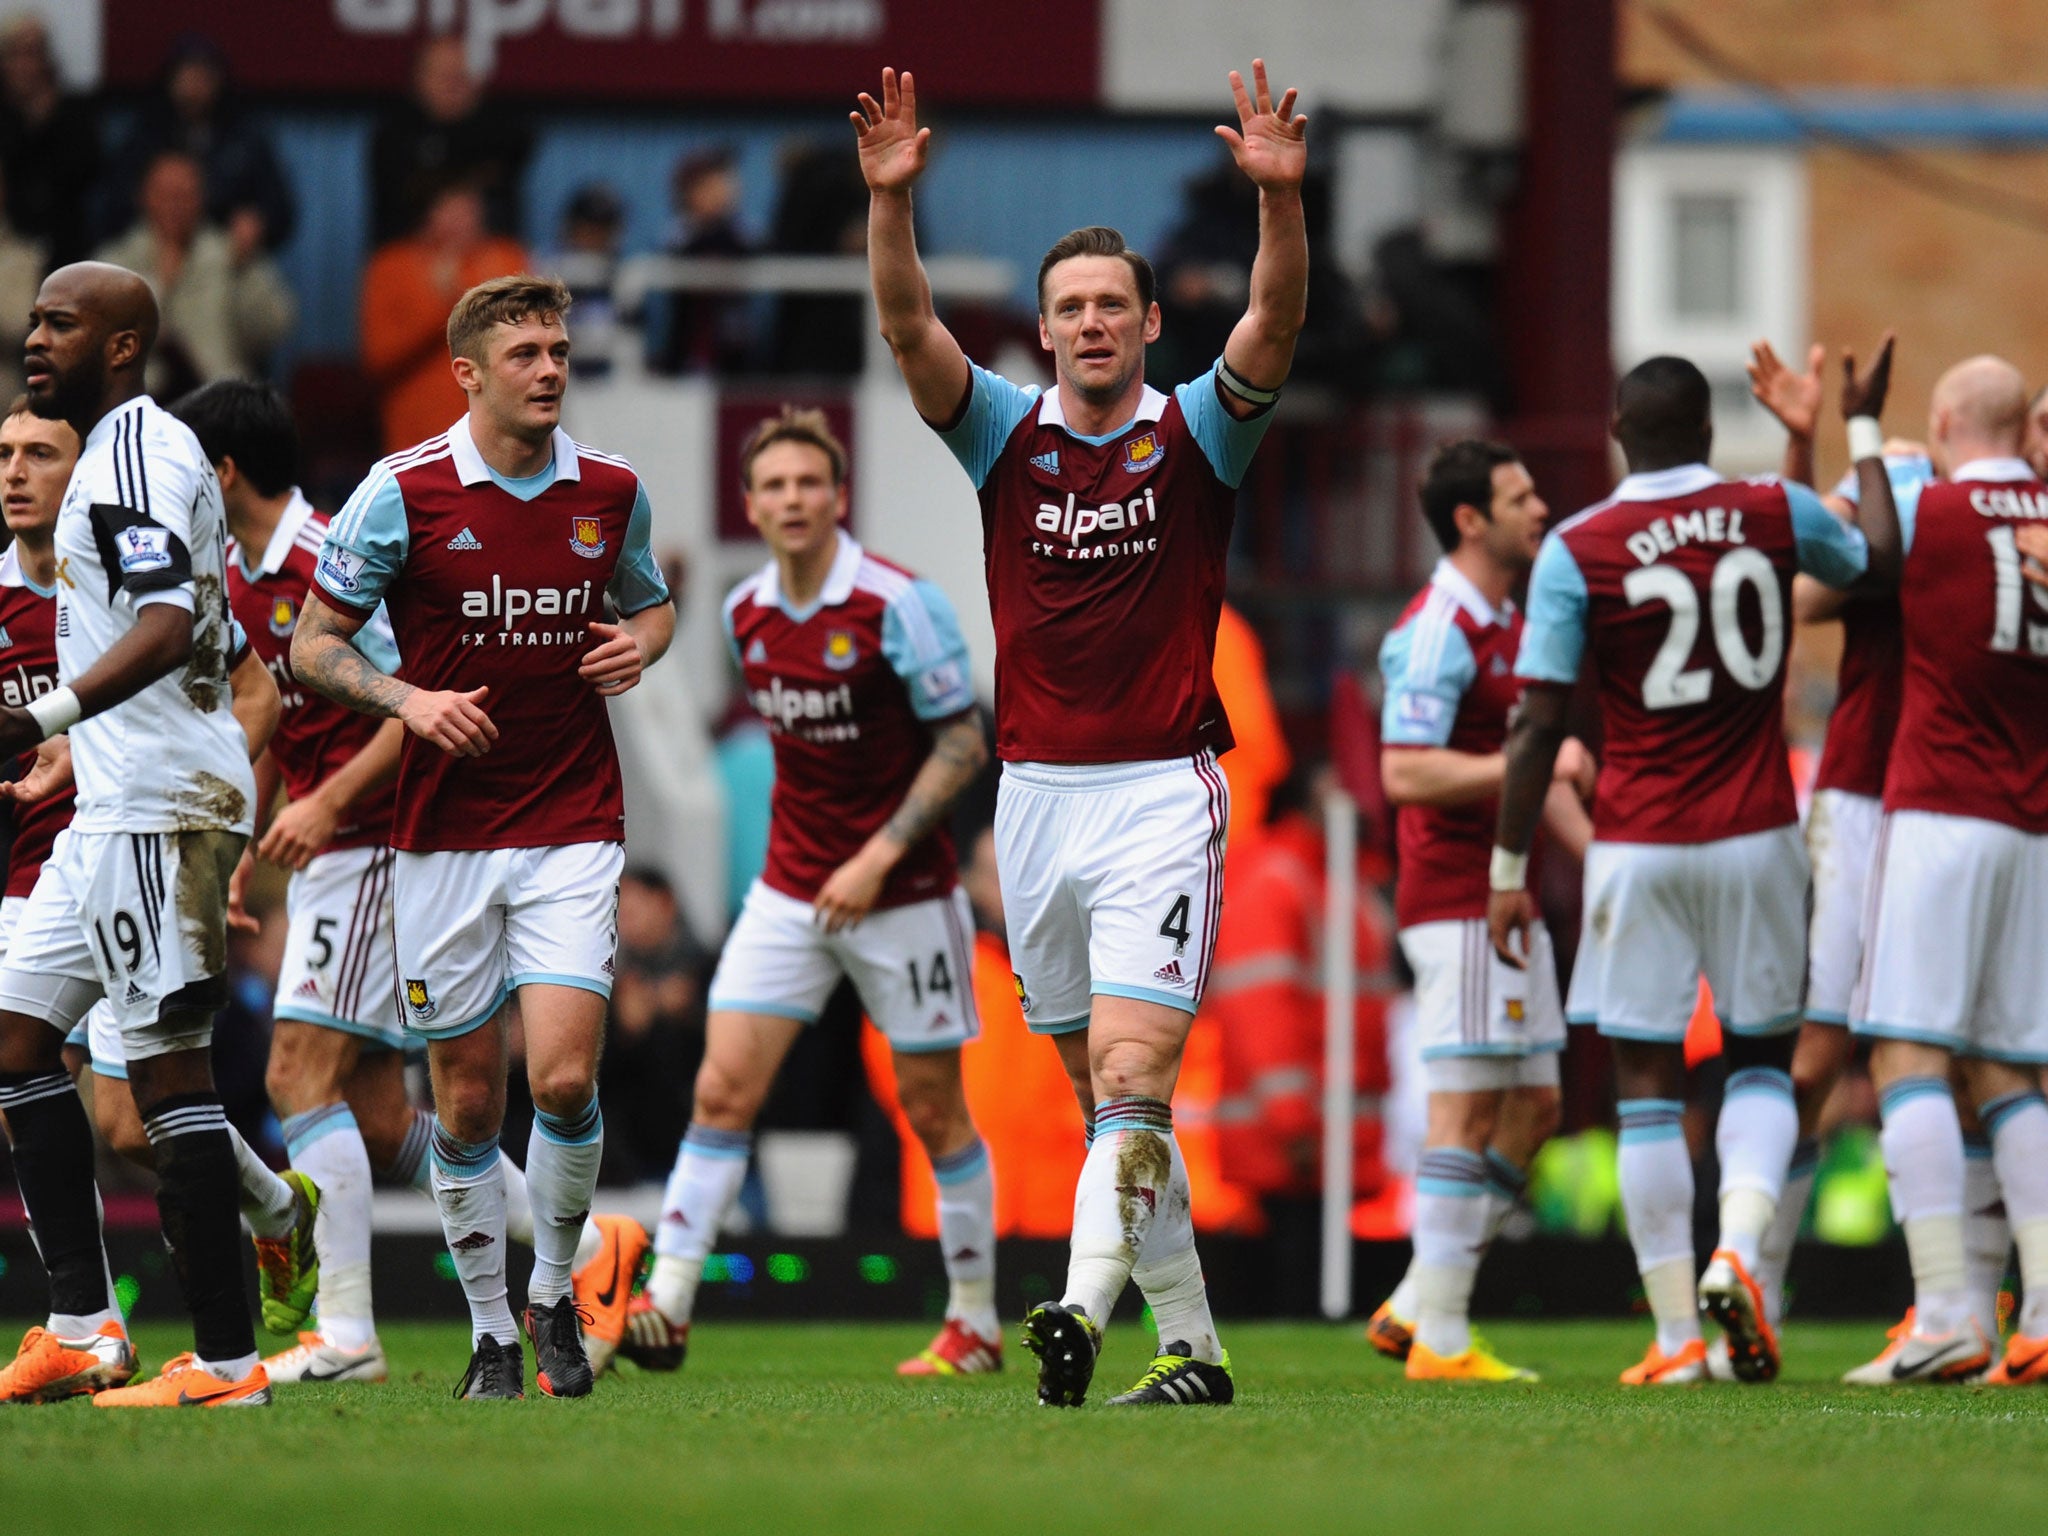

{"left": 1984, "top": 1334, "right": 2048, "bottom": 1385}
{"left": 571, "top": 1214, "right": 650, "bottom": 1374}
{"left": 93, "top": 1353, "right": 271, "bottom": 1408}
{"left": 1619, "top": 1338, "right": 1709, "bottom": 1385}
{"left": 1365, "top": 1301, "right": 1415, "bottom": 1362}
{"left": 0, "top": 1322, "right": 138, "bottom": 1403}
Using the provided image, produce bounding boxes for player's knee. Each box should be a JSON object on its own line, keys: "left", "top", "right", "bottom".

{"left": 1091, "top": 1039, "right": 1177, "bottom": 1102}
{"left": 93, "top": 1096, "right": 151, "bottom": 1167}
{"left": 1509, "top": 1085, "right": 1563, "bottom": 1144}
{"left": 433, "top": 1076, "right": 502, "bottom": 1143}
{"left": 527, "top": 1062, "right": 597, "bottom": 1120}
{"left": 898, "top": 1083, "right": 968, "bottom": 1151}
{"left": 692, "top": 1062, "right": 763, "bottom": 1130}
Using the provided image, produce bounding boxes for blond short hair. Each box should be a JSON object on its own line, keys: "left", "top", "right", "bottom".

{"left": 739, "top": 406, "right": 847, "bottom": 489}
{"left": 446, "top": 274, "right": 573, "bottom": 364}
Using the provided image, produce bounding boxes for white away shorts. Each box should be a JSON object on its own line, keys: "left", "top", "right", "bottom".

{"left": 1805, "top": 788, "right": 1881, "bottom": 1025}
{"left": 1573, "top": 824, "right": 1808, "bottom": 1043}
{"left": 994, "top": 753, "right": 1229, "bottom": 1033}
{"left": 0, "top": 828, "right": 244, "bottom": 1061}
{"left": 1401, "top": 917, "right": 1565, "bottom": 1090}
{"left": 392, "top": 841, "right": 623, "bottom": 1039}
{"left": 1853, "top": 810, "right": 2048, "bottom": 1063}
{"left": 710, "top": 880, "right": 980, "bottom": 1053}
{"left": 4, "top": 895, "right": 124, "bottom": 1081}
{"left": 274, "top": 845, "right": 403, "bottom": 1050}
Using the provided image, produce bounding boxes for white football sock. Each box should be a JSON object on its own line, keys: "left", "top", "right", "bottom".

{"left": 500, "top": 1151, "right": 534, "bottom": 1246}
{"left": 1061, "top": 1096, "right": 1175, "bottom": 1335}
{"left": 1481, "top": 1148, "right": 1528, "bottom": 1246}
{"left": 1756, "top": 1137, "right": 1817, "bottom": 1328}
{"left": 1385, "top": 1266, "right": 1419, "bottom": 1323}
{"left": 1962, "top": 1131, "right": 2010, "bottom": 1341}
{"left": 229, "top": 1122, "right": 298, "bottom": 1240}
{"left": 1982, "top": 1091, "right": 2048, "bottom": 1337}
{"left": 384, "top": 1108, "right": 434, "bottom": 1192}
{"left": 649, "top": 1124, "right": 752, "bottom": 1323}
{"left": 931, "top": 1136, "right": 999, "bottom": 1339}
{"left": 1617, "top": 1099, "right": 1699, "bottom": 1352}
{"left": 1129, "top": 1128, "right": 1221, "bottom": 1364}
{"left": 1714, "top": 1067, "right": 1797, "bottom": 1271}
{"left": 281, "top": 1101, "right": 376, "bottom": 1351}
{"left": 196, "top": 1350, "right": 260, "bottom": 1382}
{"left": 1879, "top": 1077, "right": 1969, "bottom": 1335}
{"left": 525, "top": 1095, "right": 603, "bottom": 1308}
{"left": 429, "top": 1121, "right": 516, "bottom": 1347}
{"left": 1410, "top": 1146, "right": 1491, "bottom": 1358}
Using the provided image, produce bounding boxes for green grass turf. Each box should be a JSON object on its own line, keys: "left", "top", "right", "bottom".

{"left": 3, "top": 1319, "right": 2046, "bottom": 1534}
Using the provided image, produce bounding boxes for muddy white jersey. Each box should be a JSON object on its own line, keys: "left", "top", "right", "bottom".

{"left": 53, "top": 395, "right": 254, "bottom": 835}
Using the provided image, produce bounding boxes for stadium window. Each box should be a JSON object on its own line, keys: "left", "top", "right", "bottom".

{"left": 1614, "top": 145, "right": 1809, "bottom": 470}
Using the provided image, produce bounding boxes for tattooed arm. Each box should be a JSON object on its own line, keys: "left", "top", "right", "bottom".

{"left": 290, "top": 592, "right": 498, "bottom": 758}
{"left": 813, "top": 709, "right": 988, "bottom": 933}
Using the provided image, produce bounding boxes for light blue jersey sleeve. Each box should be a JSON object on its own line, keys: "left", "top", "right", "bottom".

{"left": 1786, "top": 478, "right": 1870, "bottom": 588}
{"left": 353, "top": 602, "right": 401, "bottom": 674}
{"left": 881, "top": 578, "right": 976, "bottom": 722}
{"left": 227, "top": 613, "right": 250, "bottom": 667}
{"left": 1823, "top": 457, "right": 1926, "bottom": 557}
{"left": 607, "top": 481, "right": 672, "bottom": 616}
{"left": 935, "top": 364, "right": 1040, "bottom": 490}
{"left": 1515, "top": 536, "right": 1590, "bottom": 684}
{"left": 1379, "top": 606, "right": 1476, "bottom": 747}
{"left": 1176, "top": 360, "right": 1275, "bottom": 490}
{"left": 316, "top": 469, "right": 410, "bottom": 611}
{"left": 719, "top": 585, "right": 749, "bottom": 668}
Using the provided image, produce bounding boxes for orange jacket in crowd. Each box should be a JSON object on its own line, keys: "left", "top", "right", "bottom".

{"left": 1212, "top": 601, "right": 1291, "bottom": 851}
{"left": 1202, "top": 811, "right": 1400, "bottom": 1218}
{"left": 359, "top": 234, "right": 526, "bottom": 453}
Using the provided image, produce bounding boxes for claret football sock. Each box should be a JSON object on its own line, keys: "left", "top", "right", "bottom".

{"left": 282, "top": 1101, "right": 376, "bottom": 1349}
{"left": 1617, "top": 1099, "right": 1700, "bottom": 1352}
{"left": 0, "top": 1070, "right": 120, "bottom": 1330}
{"left": 145, "top": 1094, "right": 258, "bottom": 1367}
{"left": 931, "top": 1136, "right": 999, "bottom": 1340}
{"left": 430, "top": 1121, "right": 516, "bottom": 1347}
{"left": 1130, "top": 1130, "right": 1221, "bottom": 1364}
{"left": 1062, "top": 1095, "right": 1175, "bottom": 1336}
{"left": 650, "top": 1124, "right": 753, "bottom": 1324}
{"left": 526, "top": 1095, "right": 604, "bottom": 1308}
{"left": 1715, "top": 1067, "right": 1798, "bottom": 1271}
{"left": 1879, "top": 1077, "right": 1970, "bottom": 1335}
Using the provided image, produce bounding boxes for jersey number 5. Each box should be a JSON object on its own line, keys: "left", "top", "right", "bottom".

{"left": 1623, "top": 548, "right": 1784, "bottom": 710}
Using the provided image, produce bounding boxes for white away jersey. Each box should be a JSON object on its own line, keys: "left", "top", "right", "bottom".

{"left": 54, "top": 395, "right": 254, "bottom": 834}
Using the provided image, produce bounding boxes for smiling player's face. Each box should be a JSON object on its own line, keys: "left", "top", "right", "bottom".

{"left": 745, "top": 440, "right": 845, "bottom": 562}
{"left": 467, "top": 315, "right": 570, "bottom": 443}
{"left": 1039, "top": 256, "right": 1161, "bottom": 406}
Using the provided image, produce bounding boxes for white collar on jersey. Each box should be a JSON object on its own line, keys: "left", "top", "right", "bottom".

{"left": 1611, "top": 462, "right": 1721, "bottom": 502}
{"left": 82, "top": 393, "right": 151, "bottom": 452}
{"left": 1950, "top": 456, "right": 2034, "bottom": 483}
{"left": 0, "top": 542, "right": 24, "bottom": 589}
{"left": 1035, "top": 381, "right": 1170, "bottom": 440}
{"left": 248, "top": 489, "right": 319, "bottom": 577}
{"left": 447, "top": 413, "right": 581, "bottom": 487}
{"left": 753, "top": 530, "right": 864, "bottom": 617}
{"left": 1430, "top": 556, "right": 1512, "bottom": 627}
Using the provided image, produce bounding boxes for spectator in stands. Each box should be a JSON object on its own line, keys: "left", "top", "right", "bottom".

{"left": 546, "top": 182, "right": 627, "bottom": 379}
{"left": 95, "top": 149, "right": 297, "bottom": 397}
{"left": 766, "top": 140, "right": 868, "bottom": 376}
{"left": 369, "top": 35, "right": 531, "bottom": 244}
{"left": 0, "top": 12, "right": 98, "bottom": 266}
{"left": 0, "top": 163, "right": 43, "bottom": 401}
{"left": 359, "top": 180, "right": 525, "bottom": 452}
{"left": 97, "top": 34, "right": 297, "bottom": 256}
{"left": 600, "top": 868, "right": 708, "bottom": 1181}
{"left": 652, "top": 147, "right": 755, "bottom": 376}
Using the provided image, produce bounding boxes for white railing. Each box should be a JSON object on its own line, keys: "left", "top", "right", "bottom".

{"left": 1319, "top": 789, "right": 1359, "bottom": 1319}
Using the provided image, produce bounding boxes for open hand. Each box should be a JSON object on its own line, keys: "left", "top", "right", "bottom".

{"left": 1216, "top": 59, "right": 1307, "bottom": 192}
{"left": 579, "top": 621, "right": 646, "bottom": 697}
{"left": 258, "top": 792, "right": 340, "bottom": 871}
{"left": 851, "top": 67, "right": 931, "bottom": 194}
{"left": 1840, "top": 331, "right": 1896, "bottom": 422}
{"left": 1747, "top": 339, "right": 1824, "bottom": 439}
{"left": 1, "top": 734, "right": 72, "bottom": 803}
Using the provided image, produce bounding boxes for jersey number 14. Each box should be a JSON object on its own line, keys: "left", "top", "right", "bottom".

{"left": 1623, "top": 548, "right": 1785, "bottom": 710}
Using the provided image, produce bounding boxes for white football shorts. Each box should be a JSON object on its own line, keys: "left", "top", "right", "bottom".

{"left": 392, "top": 840, "right": 623, "bottom": 1039}
{"left": 274, "top": 845, "right": 403, "bottom": 1050}
{"left": 1401, "top": 917, "right": 1565, "bottom": 1091}
{"left": 8, "top": 894, "right": 128, "bottom": 1082}
{"left": 710, "top": 879, "right": 979, "bottom": 1052}
{"left": 1804, "top": 788, "right": 1882, "bottom": 1025}
{"left": 994, "top": 753, "right": 1229, "bottom": 1033}
{"left": 0, "top": 828, "right": 244, "bottom": 1061}
{"left": 1572, "top": 824, "right": 1808, "bottom": 1043}
{"left": 1853, "top": 810, "right": 2048, "bottom": 1063}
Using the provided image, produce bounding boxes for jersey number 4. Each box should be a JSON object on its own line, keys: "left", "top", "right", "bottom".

{"left": 1623, "top": 548, "right": 1784, "bottom": 710}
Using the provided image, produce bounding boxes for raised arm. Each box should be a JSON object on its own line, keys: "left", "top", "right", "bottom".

{"left": 854, "top": 68, "right": 971, "bottom": 421}
{"left": 1216, "top": 60, "right": 1309, "bottom": 414}
{"left": 1839, "top": 332, "right": 1902, "bottom": 588}
{"left": 291, "top": 592, "right": 497, "bottom": 758}
{"left": 1748, "top": 338, "right": 1823, "bottom": 489}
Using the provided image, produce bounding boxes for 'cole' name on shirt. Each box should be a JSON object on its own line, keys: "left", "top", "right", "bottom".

{"left": 460, "top": 575, "right": 594, "bottom": 645}
{"left": 1625, "top": 507, "right": 1746, "bottom": 566}
{"left": 751, "top": 675, "right": 860, "bottom": 744}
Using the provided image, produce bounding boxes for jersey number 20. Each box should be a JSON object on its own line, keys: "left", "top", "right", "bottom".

{"left": 1623, "top": 548, "right": 1784, "bottom": 710}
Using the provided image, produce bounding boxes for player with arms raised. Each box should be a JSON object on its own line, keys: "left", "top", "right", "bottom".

{"left": 629, "top": 408, "right": 997, "bottom": 1377}
{"left": 295, "top": 275, "right": 674, "bottom": 1400}
{"left": 1489, "top": 348, "right": 1900, "bottom": 1385}
{"left": 1846, "top": 355, "right": 2048, "bottom": 1386}
{"left": 858, "top": 60, "right": 1306, "bottom": 1406}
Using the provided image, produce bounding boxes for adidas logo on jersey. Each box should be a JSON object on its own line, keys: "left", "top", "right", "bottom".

{"left": 1152, "top": 959, "right": 1186, "bottom": 985}
{"left": 1030, "top": 449, "right": 1060, "bottom": 476}
{"left": 746, "top": 638, "right": 768, "bottom": 664}
{"left": 447, "top": 527, "right": 483, "bottom": 551}
{"left": 0, "top": 625, "right": 12, "bottom": 649}
{"left": 123, "top": 981, "right": 147, "bottom": 1006}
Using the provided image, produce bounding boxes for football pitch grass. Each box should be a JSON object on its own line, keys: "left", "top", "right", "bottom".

{"left": 4, "top": 1318, "right": 2046, "bottom": 1534}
